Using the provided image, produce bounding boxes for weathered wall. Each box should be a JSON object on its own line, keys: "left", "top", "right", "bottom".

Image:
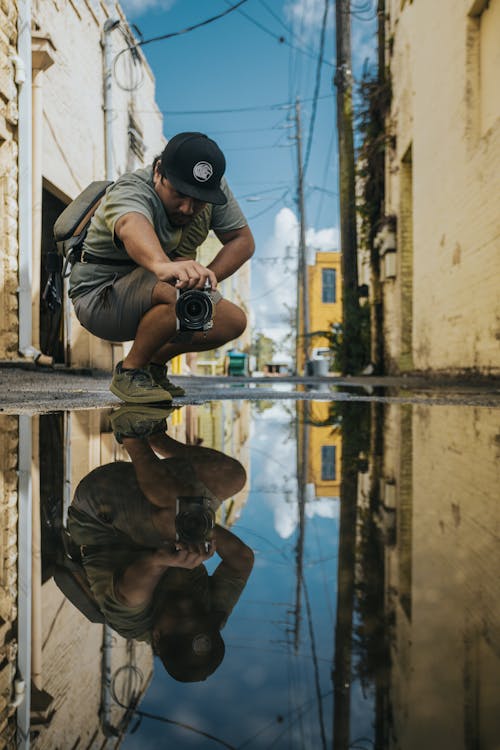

{"left": 383, "top": 0, "right": 500, "bottom": 374}
{"left": 35, "top": 0, "right": 163, "bottom": 369}
{"left": 382, "top": 403, "right": 500, "bottom": 748}
{"left": 0, "top": 415, "right": 19, "bottom": 747}
{"left": 0, "top": 0, "right": 19, "bottom": 361}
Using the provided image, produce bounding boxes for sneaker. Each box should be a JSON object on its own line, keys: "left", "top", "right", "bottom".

{"left": 110, "top": 404, "right": 173, "bottom": 443}
{"left": 149, "top": 362, "right": 186, "bottom": 397}
{"left": 110, "top": 361, "right": 173, "bottom": 403}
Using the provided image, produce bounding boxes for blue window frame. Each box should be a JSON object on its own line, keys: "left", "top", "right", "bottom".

{"left": 321, "top": 445, "right": 336, "bottom": 480}
{"left": 322, "top": 268, "right": 336, "bottom": 303}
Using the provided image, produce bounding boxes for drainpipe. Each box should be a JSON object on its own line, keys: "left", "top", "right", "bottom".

{"left": 16, "top": 0, "right": 37, "bottom": 360}
{"left": 31, "top": 33, "right": 55, "bottom": 361}
{"left": 102, "top": 18, "right": 120, "bottom": 182}
{"left": 17, "top": 415, "right": 33, "bottom": 750}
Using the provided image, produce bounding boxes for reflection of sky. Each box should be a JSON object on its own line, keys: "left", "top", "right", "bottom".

{"left": 122, "top": 400, "right": 373, "bottom": 749}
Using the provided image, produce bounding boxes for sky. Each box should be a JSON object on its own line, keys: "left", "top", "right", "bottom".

{"left": 117, "top": 0, "right": 378, "bottom": 353}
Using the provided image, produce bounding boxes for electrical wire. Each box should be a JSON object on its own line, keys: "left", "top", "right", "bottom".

{"left": 137, "top": 0, "right": 250, "bottom": 49}
{"left": 223, "top": 0, "right": 334, "bottom": 69}
{"left": 303, "top": 0, "right": 330, "bottom": 176}
{"left": 247, "top": 190, "right": 290, "bottom": 220}
{"left": 158, "top": 94, "right": 331, "bottom": 115}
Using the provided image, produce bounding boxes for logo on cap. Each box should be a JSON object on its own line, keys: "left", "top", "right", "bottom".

{"left": 193, "top": 161, "right": 213, "bottom": 182}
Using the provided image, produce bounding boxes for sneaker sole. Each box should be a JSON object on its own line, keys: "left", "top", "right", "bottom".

{"left": 109, "top": 382, "right": 173, "bottom": 404}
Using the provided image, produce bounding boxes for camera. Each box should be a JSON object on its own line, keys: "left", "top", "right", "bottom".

{"left": 175, "top": 496, "right": 216, "bottom": 549}
{"left": 175, "top": 279, "right": 215, "bottom": 332}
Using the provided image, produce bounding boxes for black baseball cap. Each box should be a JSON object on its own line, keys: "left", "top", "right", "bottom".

{"left": 159, "top": 132, "right": 227, "bottom": 205}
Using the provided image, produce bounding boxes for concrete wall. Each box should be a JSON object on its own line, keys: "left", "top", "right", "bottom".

{"left": 383, "top": 0, "right": 500, "bottom": 374}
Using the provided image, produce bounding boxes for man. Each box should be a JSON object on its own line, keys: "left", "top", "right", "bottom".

{"left": 69, "top": 132, "right": 255, "bottom": 402}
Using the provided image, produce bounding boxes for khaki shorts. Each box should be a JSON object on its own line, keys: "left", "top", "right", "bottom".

{"left": 73, "top": 267, "right": 222, "bottom": 342}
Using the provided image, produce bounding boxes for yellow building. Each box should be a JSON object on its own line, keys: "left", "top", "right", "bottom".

{"left": 297, "top": 250, "right": 342, "bottom": 374}
{"left": 379, "top": 0, "right": 500, "bottom": 374}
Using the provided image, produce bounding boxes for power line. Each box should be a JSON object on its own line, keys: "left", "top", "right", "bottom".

{"left": 303, "top": 0, "right": 330, "bottom": 176}
{"left": 137, "top": 0, "right": 250, "bottom": 49}
{"left": 223, "top": 0, "right": 335, "bottom": 69}
{"left": 159, "top": 94, "right": 331, "bottom": 115}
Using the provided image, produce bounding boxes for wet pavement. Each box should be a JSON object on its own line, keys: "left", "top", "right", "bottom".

{"left": 0, "top": 372, "right": 499, "bottom": 748}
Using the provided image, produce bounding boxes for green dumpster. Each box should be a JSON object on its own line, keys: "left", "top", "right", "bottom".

{"left": 227, "top": 351, "right": 248, "bottom": 376}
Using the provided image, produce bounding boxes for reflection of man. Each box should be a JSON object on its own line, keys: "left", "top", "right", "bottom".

{"left": 67, "top": 407, "right": 254, "bottom": 682}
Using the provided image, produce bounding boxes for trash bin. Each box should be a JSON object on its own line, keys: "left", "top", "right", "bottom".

{"left": 312, "top": 358, "right": 329, "bottom": 376}
{"left": 227, "top": 351, "right": 248, "bottom": 376}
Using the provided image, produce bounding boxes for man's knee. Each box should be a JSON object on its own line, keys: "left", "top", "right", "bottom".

{"left": 220, "top": 302, "right": 247, "bottom": 339}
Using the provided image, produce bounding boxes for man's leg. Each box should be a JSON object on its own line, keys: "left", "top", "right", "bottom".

{"left": 122, "top": 282, "right": 247, "bottom": 370}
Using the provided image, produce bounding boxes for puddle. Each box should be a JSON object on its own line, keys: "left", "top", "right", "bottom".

{"left": 2, "top": 397, "right": 499, "bottom": 748}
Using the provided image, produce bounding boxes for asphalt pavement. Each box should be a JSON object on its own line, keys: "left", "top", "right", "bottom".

{"left": 0, "top": 363, "right": 499, "bottom": 414}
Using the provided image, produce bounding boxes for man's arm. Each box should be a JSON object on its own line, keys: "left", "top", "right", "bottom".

{"left": 213, "top": 524, "right": 254, "bottom": 579}
{"left": 115, "top": 212, "right": 217, "bottom": 290}
{"left": 209, "top": 225, "right": 255, "bottom": 283}
{"left": 115, "top": 544, "right": 214, "bottom": 607}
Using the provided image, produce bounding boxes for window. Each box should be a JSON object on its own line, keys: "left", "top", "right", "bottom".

{"left": 321, "top": 445, "right": 336, "bottom": 480}
{"left": 322, "top": 268, "right": 337, "bottom": 303}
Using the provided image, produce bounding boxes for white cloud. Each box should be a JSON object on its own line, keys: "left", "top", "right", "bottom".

{"left": 284, "top": 0, "right": 326, "bottom": 31}
{"left": 120, "top": 0, "right": 176, "bottom": 18}
{"left": 251, "top": 207, "right": 339, "bottom": 353}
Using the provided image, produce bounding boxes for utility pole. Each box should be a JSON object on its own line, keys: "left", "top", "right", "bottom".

{"left": 294, "top": 98, "right": 309, "bottom": 375}
{"left": 334, "top": 0, "right": 360, "bottom": 374}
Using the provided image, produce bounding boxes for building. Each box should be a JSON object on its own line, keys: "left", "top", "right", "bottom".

{"left": 378, "top": 0, "right": 500, "bottom": 375}
{"left": 297, "top": 250, "right": 342, "bottom": 375}
{"left": 1, "top": 0, "right": 164, "bottom": 370}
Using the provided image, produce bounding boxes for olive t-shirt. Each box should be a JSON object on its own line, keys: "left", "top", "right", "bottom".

{"left": 69, "top": 168, "right": 247, "bottom": 299}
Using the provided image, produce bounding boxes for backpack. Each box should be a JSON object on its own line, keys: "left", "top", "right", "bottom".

{"left": 42, "top": 180, "right": 113, "bottom": 313}
{"left": 53, "top": 528, "right": 106, "bottom": 624}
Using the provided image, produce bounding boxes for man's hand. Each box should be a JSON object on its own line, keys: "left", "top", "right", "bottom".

{"left": 152, "top": 259, "right": 218, "bottom": 291}
{"left": 115, "top": 212, "right": 217, "bottom": 290}
{"left": 156, "top": 541, "right": 216, "bottom": 569}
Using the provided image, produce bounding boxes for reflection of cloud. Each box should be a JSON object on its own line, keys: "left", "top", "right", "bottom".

{"left": 252, "top": 406, "right": 340, "bottom": 540}
{"left": 120, "top": 0, "right": 176, "bottom": 17}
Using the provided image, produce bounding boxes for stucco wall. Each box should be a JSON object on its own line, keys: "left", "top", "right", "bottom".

{"left": 32, "top": 0, "right": 164, "bottom": 368}
{"left": 384, "top": 0, "right": 500, "bottom": 374}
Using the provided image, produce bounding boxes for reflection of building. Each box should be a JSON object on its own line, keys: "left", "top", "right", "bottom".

{"left": 296, "top": 401, "right": 342, "bottom": 523}
{"left": 191, "top": 400, "right": 251, "bottom": 526}
{"left": 305, "top": 401, "right": 341, "bottom": 500}
{"left": 0, "top": 416, "right": 20, "bottom": 745}
{"left": 379, "top": 0, "right": 500, "bottom": 374}
{"left": 378, "top": 404, "right": 500, "bottom": 747}
{"left": 1, "top": 412, "right": 153, "bottom": 748}
{"left": 1, "top": 1, "right": 163, "bottom": 368}
{"left": 297, "top": 251, "right": 342, "bottom": 375}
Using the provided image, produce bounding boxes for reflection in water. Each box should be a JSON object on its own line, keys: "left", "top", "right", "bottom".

{"left": 0, "top": 399, "right": 498, "bottom": 747}
{"left": 65, "top": 405, "right": 253, "bottom": 684}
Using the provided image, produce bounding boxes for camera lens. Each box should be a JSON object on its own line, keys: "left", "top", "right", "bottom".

{"left": 176, "top": 289, "right": 214, "bottom": 330}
